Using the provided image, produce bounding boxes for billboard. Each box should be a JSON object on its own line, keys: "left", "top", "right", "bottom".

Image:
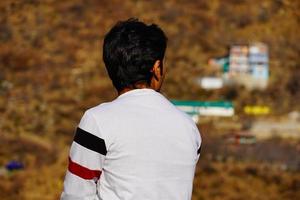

{"left": 172, "top": 100, "right": 234, "bottom": 117}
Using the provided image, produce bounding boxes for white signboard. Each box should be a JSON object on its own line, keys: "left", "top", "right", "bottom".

{"left": 198, "top": 77, "right": 223, "bottom": 89}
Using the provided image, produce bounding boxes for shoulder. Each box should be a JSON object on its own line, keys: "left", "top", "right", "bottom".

{"left": 168, "top": 103, "right": 201, "bottom": 144}
{"left": 80, "top": 100, "right": 123, "bottom": 131}
{"left": 84, "top": 100, "right": 120, "bottom": 117}
{"left": 78, "top": 102, "right": 114, "bottom": 133}
{"left": 164, "top": 99, "right": 196, "bottom": 124}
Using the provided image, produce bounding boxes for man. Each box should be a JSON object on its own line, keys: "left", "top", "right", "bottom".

{"left": 61, "top": 18, "right": 202, "bottom": 200}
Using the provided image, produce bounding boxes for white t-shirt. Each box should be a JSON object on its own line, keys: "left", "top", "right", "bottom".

{"left": 61, "top": 88, "right": 201, "bottom": 200}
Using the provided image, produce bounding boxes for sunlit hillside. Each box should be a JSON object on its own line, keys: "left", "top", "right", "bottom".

{"left": 0, "top": 0, "right": 299, "bottom": 199}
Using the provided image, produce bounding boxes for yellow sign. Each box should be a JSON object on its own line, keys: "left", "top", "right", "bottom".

{"left": 244, "top": 106, "right": 271, "bottom": 115}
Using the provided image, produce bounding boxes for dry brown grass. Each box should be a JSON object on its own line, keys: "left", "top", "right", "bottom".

{"left": 0, "top": 0, "right": 299, "bottom": 199}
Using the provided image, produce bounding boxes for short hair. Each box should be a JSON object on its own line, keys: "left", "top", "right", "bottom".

{"left": 103, "top": 18, "right": 168, "bottom": 91}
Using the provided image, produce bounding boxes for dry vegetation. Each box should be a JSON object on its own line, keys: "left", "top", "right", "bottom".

{"left": 0, "top": 0, "right": 299, "bottom": 199}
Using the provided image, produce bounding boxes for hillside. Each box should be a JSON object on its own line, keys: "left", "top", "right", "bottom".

{"left": 0, "top": 0, "right": 299, "bottom": 199}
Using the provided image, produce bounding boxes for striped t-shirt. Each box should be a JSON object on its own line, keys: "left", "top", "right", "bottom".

{"left": 61, "top": 88, "right": 202, "bottom": 200}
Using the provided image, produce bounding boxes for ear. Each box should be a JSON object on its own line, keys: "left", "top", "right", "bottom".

{"left": 152, "top": 60, "right": 162, "bottom": 81}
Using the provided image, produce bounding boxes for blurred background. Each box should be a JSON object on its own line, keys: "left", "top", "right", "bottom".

{"left": 0, "top": 0, "right": 299, "bottom": 199}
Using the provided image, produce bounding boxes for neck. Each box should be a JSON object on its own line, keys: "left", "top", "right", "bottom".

{"left": 118, "top": 84, "right": 152, "bottom": 96}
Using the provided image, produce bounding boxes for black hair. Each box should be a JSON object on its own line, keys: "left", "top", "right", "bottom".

{"left": 103, "top": 18, "right": 167, "bottom": 91}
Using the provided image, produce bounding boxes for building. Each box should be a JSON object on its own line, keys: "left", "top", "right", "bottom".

{"left": 172, "top": 100, "right": 234, "bottom": 123}
{"left": 227, "top": 43, "right": 269, "bottom": 89}
{"left": 229, "top": 44, "right": 249, "bottom": 74}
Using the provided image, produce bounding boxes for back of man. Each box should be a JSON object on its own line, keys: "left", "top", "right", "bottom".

{"left": 61, "top": 19, "right": 201, "bottom": 200}
{"left": 92, "top": 88, "right": 200, "bottom": 200}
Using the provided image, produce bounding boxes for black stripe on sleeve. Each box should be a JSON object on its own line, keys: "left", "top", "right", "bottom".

{"left": 74, "top": 127, "right": 107, "bottom": 155}
{"left": 197, "top": 146, "right": 201, "bottom": 154}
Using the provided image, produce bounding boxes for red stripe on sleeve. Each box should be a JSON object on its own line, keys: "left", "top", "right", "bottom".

{"left": 68, "top": 157, "right": 101, "bottom": 180}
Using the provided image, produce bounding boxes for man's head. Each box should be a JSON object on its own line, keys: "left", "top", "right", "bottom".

{"left": 103, "top": 18, "right": 168, "bottom": 93}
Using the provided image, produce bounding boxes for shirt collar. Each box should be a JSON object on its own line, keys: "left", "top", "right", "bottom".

{"left": 117, "top": 88, "right": 157, "bottom": 99}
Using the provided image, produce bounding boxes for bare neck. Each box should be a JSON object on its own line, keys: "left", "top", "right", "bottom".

{"left": 118, "top": 84, "right": 152, "bottom": 96}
